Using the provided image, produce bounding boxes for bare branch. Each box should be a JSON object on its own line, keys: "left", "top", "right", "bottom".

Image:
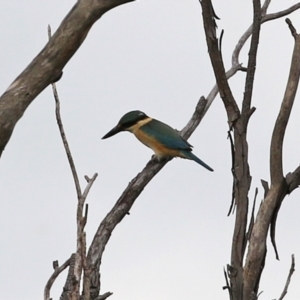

{"left": 0, "top": 0, "right": 135, "bottom": 157}
{"left": 242, "top": 0, "right": 261, "bottom": 116}
{"left": 228, "top": 4, "right": 263, "bottom": 289}
{"left": 49, "top": 26, "right": 97, "bottom": 298}
{"left": 200, "top": 0, "right": 240, "bottom": 125}
{"left": 263, "top": 3, "right": 300, "bottom": 23}
{"left": 278, "top": 255, "right": 296, "bottom": 300}
{"left": 232, "top": 2, "right": 300, "bottom": 67}
{"left": 48, "top": 25, "right": 83, "bottom": 299}
{"left": 270, "top": 19, "right": 300, "bottom": 185}
{"left": 202, "top": 1, "right": 300, "bottom": 117}
{"left": 52, "top": 81, "right": 82, "bottom": 197}
{"left": 44, "top": 257, "right": 71, "bottom": 300}
{"left": 244, "top": 21, "right": 300, "bottom": 298}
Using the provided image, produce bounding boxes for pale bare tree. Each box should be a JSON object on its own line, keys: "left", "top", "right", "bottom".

{"left": 0, "top": 1, "right": 300, "bottom": 300}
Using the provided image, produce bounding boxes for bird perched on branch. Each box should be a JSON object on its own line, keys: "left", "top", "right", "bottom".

{"left": 102, "top": 110, "right": 213, "bottom": 171}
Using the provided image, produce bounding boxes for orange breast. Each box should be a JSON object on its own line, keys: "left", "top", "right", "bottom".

{"left": 133, "top": 129, "right": 181, "bottom": 158}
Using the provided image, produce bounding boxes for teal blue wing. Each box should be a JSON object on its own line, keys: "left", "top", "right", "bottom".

{"left": 140, "top": 119, "right": 192, "bottom": 150}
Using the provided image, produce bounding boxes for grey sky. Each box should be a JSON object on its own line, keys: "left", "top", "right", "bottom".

{"left": 0, "top": 1, "right": 299, "bottom": 299}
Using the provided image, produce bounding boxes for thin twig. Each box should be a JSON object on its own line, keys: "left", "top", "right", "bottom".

{"left": 44, "top": 257, "right": 71, "bottom": 300}
{"left": 233, "top": 2, "right": 300, "bottom": 67}
{"left": 278, "top": 255, "right": 295, "bottom": 300}
{"left": 48, "top": 25, "right": 84, "bottom": 299}
{"left": 263, "top": 3, "right": 300, "bottom": 23}
{"left": 48, "top": 25, "right": 82, "bottom": 199}
{"left": 53, "top": 84, "right": 82, "bottom": 197}
{"left": 49, "top": 25, "right": 100, "bottom": 300}
{"left": 82, "top": 173, "right": 98, "bottom": 200}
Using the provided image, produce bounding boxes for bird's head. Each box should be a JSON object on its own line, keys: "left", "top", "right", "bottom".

{"left": 102, "top": 110, "right": 148, "bottom": 139}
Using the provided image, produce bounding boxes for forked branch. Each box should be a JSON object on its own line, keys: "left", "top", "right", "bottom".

{"left": 46, "top": 25, "right": 98, "bottom": 299}
{"left": 204, "top": 1, "right": 300, "bottom": 116}
{"left": 244, "top": 19, "right": 300, "bottom": 299}
{"left": 52, "top": 81, "right": 98, "bottom": 300}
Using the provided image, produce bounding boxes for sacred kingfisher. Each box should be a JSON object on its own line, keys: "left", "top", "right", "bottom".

{"left": 102, "top": 110, "right": 213, "bottom": 171}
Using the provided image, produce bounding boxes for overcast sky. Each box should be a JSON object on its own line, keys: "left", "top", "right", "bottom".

{"left": 0, "top": 1, "right": 300, "bottom": 300}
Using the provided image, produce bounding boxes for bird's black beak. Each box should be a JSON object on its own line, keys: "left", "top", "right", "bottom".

{"left": 102, "top": 124, "right": 123, "bottom": 139}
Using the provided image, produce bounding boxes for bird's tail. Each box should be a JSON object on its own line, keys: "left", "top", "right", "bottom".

{"left": 180, "top": 150, "right": 214, "bottom": 172}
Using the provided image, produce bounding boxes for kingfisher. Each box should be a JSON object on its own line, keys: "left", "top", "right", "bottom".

{"left": 102, "top": 110, "right": 213, "bottom": 171}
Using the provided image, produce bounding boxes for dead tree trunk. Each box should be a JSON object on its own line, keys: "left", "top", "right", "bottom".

{"left": 201, "top": 1, "right": 300, "bottom": 299}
